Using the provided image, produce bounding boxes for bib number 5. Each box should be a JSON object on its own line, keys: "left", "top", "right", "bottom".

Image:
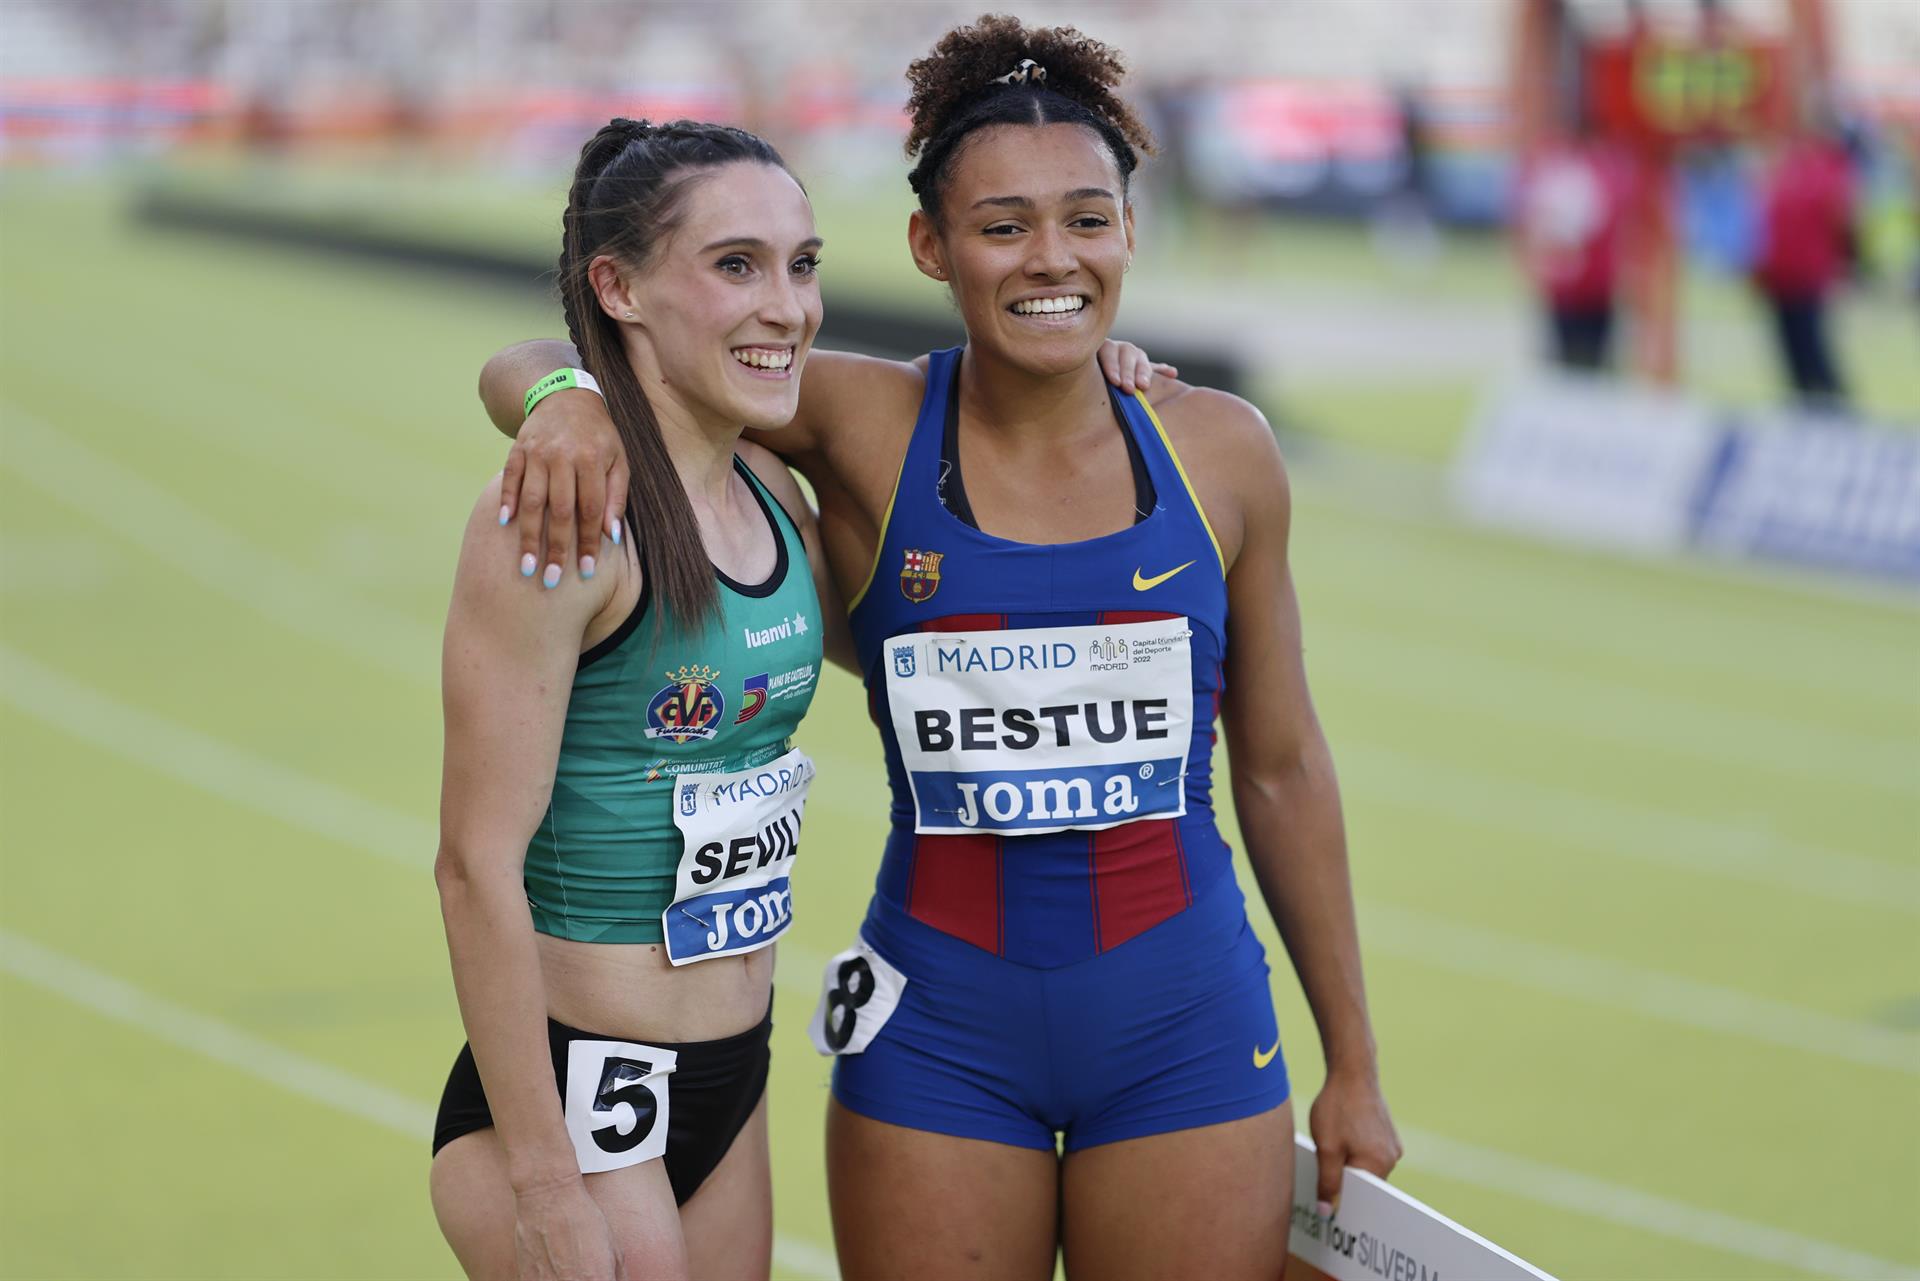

{"left": 807, "top": 939, "right": 907, "bottom": 1057}
{"left": 562, "top": 1040, "right": 677, "bottom": 1174}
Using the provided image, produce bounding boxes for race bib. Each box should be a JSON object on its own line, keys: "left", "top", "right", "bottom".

{"left": 883, "top": 619, "right": 1193, "bottom": 835}
{"left": 662, "top": 747, "right": 812, "bottom": 965}
{"left": 562, "top": 1039, "right": 675, "bottom": 1174}
{"left": 807, "top": 937, "right": 908, "bottom": 1057}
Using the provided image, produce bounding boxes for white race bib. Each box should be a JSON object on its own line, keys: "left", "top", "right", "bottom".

{"left": 562, "top": 1039, "right": 675, "bottom": 1174}
{"left": 807, "top": 936, "right": 908, "bottom": 1057}
{"left": 882, "top": 619, "right": 1192, "bottom": 835}
{"left": 661, "top": 747, "right": 812, "bottom": 965}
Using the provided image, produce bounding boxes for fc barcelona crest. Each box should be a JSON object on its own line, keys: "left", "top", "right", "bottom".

{"left": 900, "top": 548, "right": 944, "bottom": 603}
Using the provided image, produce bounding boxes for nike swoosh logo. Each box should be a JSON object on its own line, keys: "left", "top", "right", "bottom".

{"left": 1253, "top": 1038, "right": 1280, "bottom": 1070}
{"left": 1133, "top": 560, "right": 1196, "bottom": 591}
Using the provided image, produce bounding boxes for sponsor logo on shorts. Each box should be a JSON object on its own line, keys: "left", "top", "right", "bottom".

{"left": 645, "top": 665, "right": 726, "bottom": 742}
{"left": 1253, "top": 1037, "right": 1280, "bottom": 1070}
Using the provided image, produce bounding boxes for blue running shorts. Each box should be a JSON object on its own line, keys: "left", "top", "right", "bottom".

{"left": 827, "top": 875, "right": 1291, "bottom": 1152}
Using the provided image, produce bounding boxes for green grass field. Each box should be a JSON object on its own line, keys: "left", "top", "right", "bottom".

{"left": 2, "top": 172, "right": 1917, "bottom": 1280}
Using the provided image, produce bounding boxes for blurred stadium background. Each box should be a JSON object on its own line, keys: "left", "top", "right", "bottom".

{"left": 2, "top": 1, "right": 1916, "bottom": 1278}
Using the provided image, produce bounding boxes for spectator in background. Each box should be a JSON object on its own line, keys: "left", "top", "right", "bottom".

{"left": 1518, "top": 120, "right": 1629, "bottom": 372}
{"left": 1753, "top": 118, "right": 1857, "bottom": 411}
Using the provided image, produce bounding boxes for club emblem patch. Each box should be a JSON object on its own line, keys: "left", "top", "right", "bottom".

{"left": 646, "top": 665, "right": 726, "bottom": 742}
{"left": 900, "top": 549, "right": 944, "bottom": 603}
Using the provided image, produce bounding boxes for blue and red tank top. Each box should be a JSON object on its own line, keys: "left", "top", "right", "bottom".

{"left": 848, "top": 347, "right": 1233, "bottom": 969}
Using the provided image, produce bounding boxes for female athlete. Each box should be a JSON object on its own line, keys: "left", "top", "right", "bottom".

{"left": 431, "top": 118, "right": 846, "bottom": 1281}
{"left": 478, "top": 17, "right": 1401, "bottom": 1280}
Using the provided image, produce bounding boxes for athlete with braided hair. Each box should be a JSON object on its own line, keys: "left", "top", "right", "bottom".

{"left": 480, "top": 17, "right": 1399, "bottom": 1280}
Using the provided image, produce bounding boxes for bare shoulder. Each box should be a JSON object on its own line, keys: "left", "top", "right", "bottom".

{"left": 801, "top": 349, "right": 926, "bottom": 423}
{"left": 1152, "top": 383, "right": 1280, "bottom": 457}
{"left": 1144, "top": 383, "right": 1289, "bottom": 564}
{"left": 795, "top": 349, "right": 928, "bottom": 507}
{"left": 450, "top": 474, "right": 618, "bottom": 627}
{"left": 737, "top": 440, "right": 812, "bottom": 525}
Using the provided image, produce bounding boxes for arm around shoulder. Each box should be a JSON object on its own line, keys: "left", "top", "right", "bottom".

{"left": 479, "top": 339, "right": 582, "bottom": 438}
{"left": 753, "top": 348, "right": 924, "bottom": 464}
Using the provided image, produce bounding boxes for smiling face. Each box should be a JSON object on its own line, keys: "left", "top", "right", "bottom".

{"left": 595, "top": 162, "right": 823, "bottom": 432}
{"left": 912, "top": 122, "right": 1134, "bottom": 377}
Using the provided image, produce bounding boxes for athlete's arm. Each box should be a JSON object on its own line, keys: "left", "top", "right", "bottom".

{"left": 480, "top": 339, "right": 624, "bottom": 596}
{"left": 1190, "top": 391, "right": 1402, "bottom": 1215}
{"left": 436, "top": 477, "right": 627, "bottom": 1279}
{"left": 738, "top": 442, "right": 857, "bottom": 675}
{"left": 478, "top": 337, "right": 1171, "bottom": 585}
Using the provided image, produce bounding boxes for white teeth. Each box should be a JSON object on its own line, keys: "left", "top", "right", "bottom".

{"left": 1011, "top": 295, "right": 1087, "bottom": 316}
{"left": 733, "top": 348, "right": 792, "bottom": 370}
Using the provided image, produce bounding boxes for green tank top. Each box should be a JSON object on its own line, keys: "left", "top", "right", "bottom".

{"left": 525, "top": 458, "right": 822, "bottom": 953}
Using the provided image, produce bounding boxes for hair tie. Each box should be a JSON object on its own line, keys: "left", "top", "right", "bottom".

{"left": 991, "top": 58, "right": 1046, "bottom": 86}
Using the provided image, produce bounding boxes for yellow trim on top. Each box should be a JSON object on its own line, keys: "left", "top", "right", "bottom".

{"left": 1134, "top": 391, "right": 1225, "bottom": 577}
{"left": 846, "top": 452, "right": 908, "bottom": 612}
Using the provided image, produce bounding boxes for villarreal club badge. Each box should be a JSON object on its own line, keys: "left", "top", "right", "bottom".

{"left": 900, "top": 548, "right": 944, "bottom": 603}
{"left": 646, "top": 664, "right": 726, "bottom": 742}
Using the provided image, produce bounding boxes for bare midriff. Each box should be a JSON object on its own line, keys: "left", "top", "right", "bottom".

{"left": 537, "top": 934, "right": 776, "bottom": 1043}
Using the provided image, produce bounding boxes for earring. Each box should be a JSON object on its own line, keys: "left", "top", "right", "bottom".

{"left": 932, "top": 268, "right": 945, "bottom": 279}
{"left": 1123, "top": 255, "right": 1132, "bottom": 274}
{"left": 624, "top": 310, "right": 635, "bottom": 319}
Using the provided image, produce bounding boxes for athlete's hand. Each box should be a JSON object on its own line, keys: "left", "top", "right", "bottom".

{"left": 513, "top": 1177, "right": 627, "bottom": 1280}
{"left": 1097, "top": 339, "right": 1177, "bottom": 394}
{"left": 502, "top": 388, "right": 628, "bottom": 588}
{"left": 1307, "top": 1066, "right": 1402, "bottom": 1215}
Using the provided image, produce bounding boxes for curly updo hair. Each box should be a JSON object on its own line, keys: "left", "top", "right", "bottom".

{"left": 903, "top": 14, "right": 1155, "bottom": 220}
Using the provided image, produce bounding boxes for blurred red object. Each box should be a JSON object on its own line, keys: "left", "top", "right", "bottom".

{"left": 1752, "top": 135, "right": 1854, "bottom": 298}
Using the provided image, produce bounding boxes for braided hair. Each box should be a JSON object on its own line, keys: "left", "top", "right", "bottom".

{"left": 557, "top": 117, "right": 790, "bottom": 634}
{"left": 903, "top": 14, "right": 1155, "bottom": 220}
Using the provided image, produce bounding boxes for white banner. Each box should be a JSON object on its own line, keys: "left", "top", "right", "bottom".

{"left": 1289, "top": 1135, "right": 1556, "bottom": 1281}
{"left": 1453, "top": 375, "right": 1720, "bottom": 554}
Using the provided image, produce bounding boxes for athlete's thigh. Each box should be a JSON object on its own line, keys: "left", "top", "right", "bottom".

{"left": 826, "top": 1099, "right": 1059, "bottom": 1281}
{"left": 1060, "top": 1100, "right": 1294, "bottom": 1281}
{"left": 430, "top": 1129, "right": 516, "bottom": 1281}
{"left": 586, "top": 1155, "right": 690, "bottom": 1281}
{"left": 678, "top": 1094, "right": 772, "bottom": 1281}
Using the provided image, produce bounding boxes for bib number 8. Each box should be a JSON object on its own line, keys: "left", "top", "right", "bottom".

{"left": 823, "top": 957, "right": 875, "bottom": 1052}
{"left": 808, "top": 939, "right": 907, "bottom": 1057}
